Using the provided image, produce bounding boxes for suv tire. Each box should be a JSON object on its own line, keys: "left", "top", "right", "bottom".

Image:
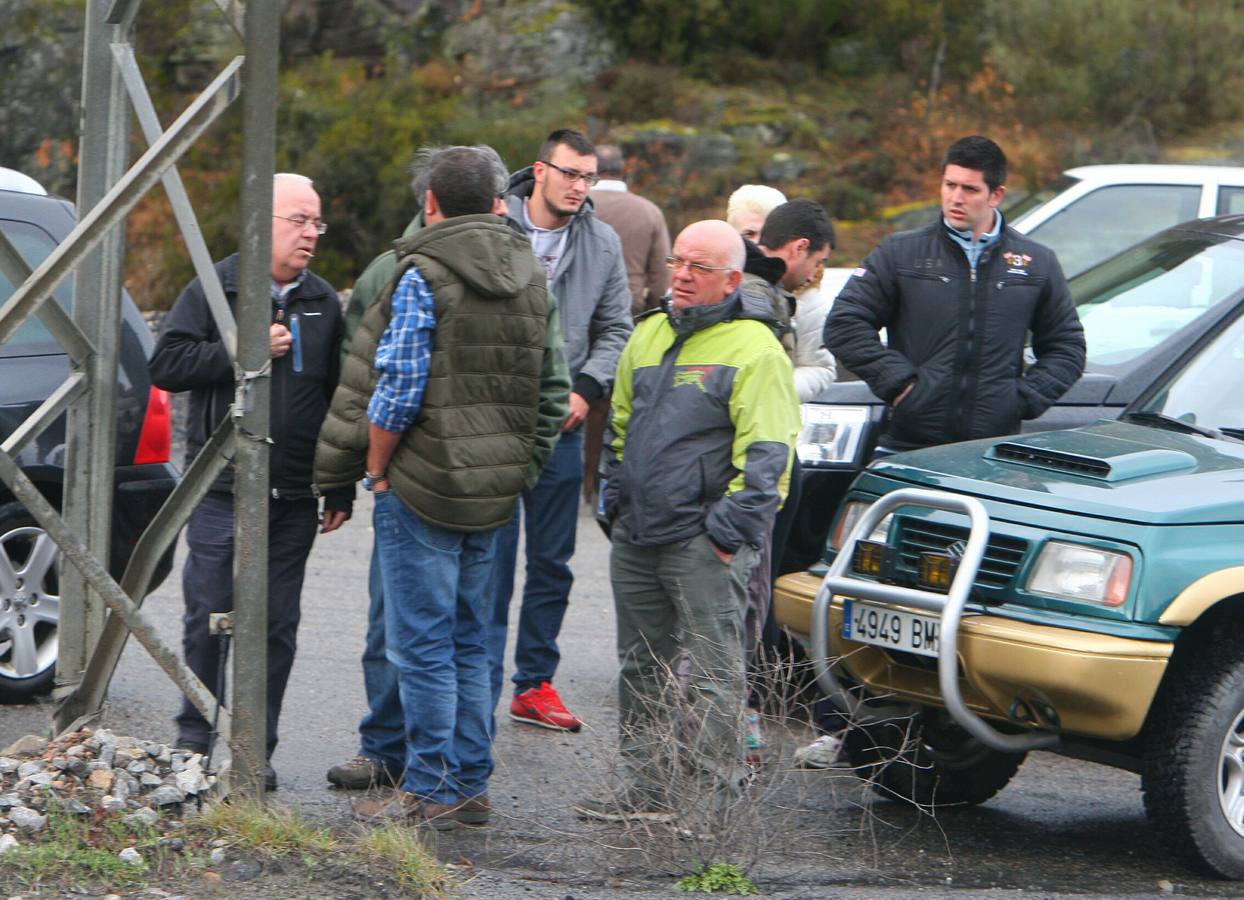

{"left": 1143, "top": 631, "right": 1244, "bottom": 879}
{"left": 845, "top": 713, "right": 1027, "bottom": 807}
{"left": 0, "top": 501, "right": 60, "bottom": 702}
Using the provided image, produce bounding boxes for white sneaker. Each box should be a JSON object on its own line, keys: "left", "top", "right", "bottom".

{"left": 794, "top": 733, "right": 848, "bottom": 769}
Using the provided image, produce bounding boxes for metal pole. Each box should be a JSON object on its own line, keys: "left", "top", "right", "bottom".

{"left": 59, "top": 0, "right": 129, "bottom": 701}
{"left": 230, "top": 0, "right": 281, "bottom": 800}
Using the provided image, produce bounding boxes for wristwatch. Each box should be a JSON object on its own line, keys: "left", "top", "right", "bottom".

{"left": 362, "top": 470, "right": 387, "bottom": 492}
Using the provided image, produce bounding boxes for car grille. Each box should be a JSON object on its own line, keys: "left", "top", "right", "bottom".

{"left": 895, "top": 517, "right": 1028, "bottom": 591}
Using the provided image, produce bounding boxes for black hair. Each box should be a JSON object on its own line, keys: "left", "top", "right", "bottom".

{"left": 425, "top": 146, "right": 508, "bottom": 217}
{"left": 758, "top": 199, "right": 835, "bottom": 253}
{"left": 538, "top": 128, "right": 595, "bottom": 161}
{"left": 943, "top": 135, "right": 1007, "bottom": 192}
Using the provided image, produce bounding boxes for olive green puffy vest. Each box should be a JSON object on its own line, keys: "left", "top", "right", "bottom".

{"left": 315, "top": 214, "right": 550, "bottom": 531}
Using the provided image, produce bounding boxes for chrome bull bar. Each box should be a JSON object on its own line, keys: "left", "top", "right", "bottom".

{"left": 810, "top": 487, "right": 1058, "bottom": 753}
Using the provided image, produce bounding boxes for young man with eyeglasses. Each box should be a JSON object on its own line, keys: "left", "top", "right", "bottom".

{"left": 150, "top": 173, "right": 351, "bottom": 790}
{"left": 489, "top": 128, "right": 633, "bottom": 733}
{"left": 577, "top": 220, "right": 799, "bottom": 822}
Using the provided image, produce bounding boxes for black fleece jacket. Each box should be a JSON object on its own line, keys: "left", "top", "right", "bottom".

{"left": 149, "top": 254, "right": 350, "bottom": 508}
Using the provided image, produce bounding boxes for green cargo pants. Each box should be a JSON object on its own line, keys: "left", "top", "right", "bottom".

{"left": 609, "top": 524, "right": 757, "bottom": 807}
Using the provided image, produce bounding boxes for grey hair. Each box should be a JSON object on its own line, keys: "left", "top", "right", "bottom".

{"left": 409, "top": 144, "right": 508, "bottom": 204}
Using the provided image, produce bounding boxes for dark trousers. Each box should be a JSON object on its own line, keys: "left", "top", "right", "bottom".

{"left": 487, "top": 429, "right": 583, "bottom": 709}
{"left": 175, "top": 491, "right": 319, "bottom": 756}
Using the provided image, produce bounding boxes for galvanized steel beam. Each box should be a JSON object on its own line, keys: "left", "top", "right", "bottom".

{"left": 0, "top": 373, "right": 89, "bottom": 459}
{"left": 59, "top": 0, "right": 131, "bottom": 698}
{"left": 0, "top": 231, "right": 93, "bottom": 363}
{"left": 55, "top": 418, "right": 238, "bottom": 733}
{"left": 0, "top": 55, "right": 243, "bottom": 352}
{"left": 228, "top": 0, "right": 281, "bottom": 800}
{"left": 0, "top": 449, "right": 227, "bottom": 741}
{"left": 111, "top": 43, "right": 238, "bottom": 360}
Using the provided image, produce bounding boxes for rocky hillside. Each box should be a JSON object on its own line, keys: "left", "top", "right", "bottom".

{"left": 8, "top": 0, "right": 1244, "bottom": 308}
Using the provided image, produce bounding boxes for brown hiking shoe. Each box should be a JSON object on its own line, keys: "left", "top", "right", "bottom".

{"left": 353, "top": 789, "right": 458, "bottom": 831}
{"left": 326, "top": 754, "right": 401, "bottom": 790}
{"left": 454, "top": 794, "right": 491, "bottom": 827}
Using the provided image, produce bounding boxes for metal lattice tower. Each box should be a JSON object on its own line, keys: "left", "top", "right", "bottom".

{"left": 0, "top": 0, "right": 282, "bottom": 799}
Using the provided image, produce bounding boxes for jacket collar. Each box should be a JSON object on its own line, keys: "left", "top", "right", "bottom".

{"left": 662, "top": 288, "right": 749, "bottom": 338}
{"left": 218, "top": 252, "right": 331, "bottom": 302}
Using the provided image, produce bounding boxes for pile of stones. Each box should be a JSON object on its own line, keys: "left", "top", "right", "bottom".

{"left": 0, "top": 727, "right": 217, "bottom": 854}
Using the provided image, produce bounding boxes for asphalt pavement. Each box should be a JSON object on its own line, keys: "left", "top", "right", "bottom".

{"left": 4, "top": 495, "right": 1244, "bottom": 897}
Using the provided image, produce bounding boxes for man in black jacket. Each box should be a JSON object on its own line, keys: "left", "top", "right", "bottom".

{"left": 825, "top": 136, "right": 1086, "bottom": 452}
{"left": 150, "top": 173, "right": 351, "bottom": 789}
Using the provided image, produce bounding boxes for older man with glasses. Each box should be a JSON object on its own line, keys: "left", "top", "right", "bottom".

{"left": 150, "top": 173, "right": 351, "bottom": 791}
{"left": 488, "top": 129, "right": 633, "bottom": 735}
{"left": 576, "top": 219, "right": 800, "bottom": 824}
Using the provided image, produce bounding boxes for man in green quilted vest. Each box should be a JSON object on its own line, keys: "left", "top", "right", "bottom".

{"left": 315, "top": 145, "right": 569, "bottom": 829}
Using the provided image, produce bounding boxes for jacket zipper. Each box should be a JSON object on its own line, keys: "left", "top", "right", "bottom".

{"left": 954, "top": 257, "right": 982, "bottom": 439}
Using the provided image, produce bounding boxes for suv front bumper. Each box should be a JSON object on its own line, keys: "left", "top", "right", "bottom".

{"left": 776, "top": 569, "right": 1172, "bottom": 741}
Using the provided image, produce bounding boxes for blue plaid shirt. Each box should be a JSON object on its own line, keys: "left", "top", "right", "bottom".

{"left": 367, "top": 264, "right": 438, "bottom": 433}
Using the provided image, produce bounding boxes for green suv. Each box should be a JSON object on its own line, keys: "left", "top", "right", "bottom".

{"left": 776, "top": 262, "right": 1244, "bottom": 878}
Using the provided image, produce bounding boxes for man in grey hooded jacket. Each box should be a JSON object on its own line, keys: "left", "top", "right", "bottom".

{"left": 489, "top": 128, "right": 633, "bottom": 732}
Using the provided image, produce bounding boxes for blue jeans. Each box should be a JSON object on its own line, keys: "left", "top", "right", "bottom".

{"left": 373, "top": 491, "right": 497, "bottom": 804}
{"left": 487, "top": 429, "right": 581, "bottom": 711}
{"left": 356, "top": 546, "right": 405, "bottom": 771}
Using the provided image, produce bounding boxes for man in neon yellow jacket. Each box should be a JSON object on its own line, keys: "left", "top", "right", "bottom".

{"left": 577, "top": 220, "right": 801, "bottom": 823}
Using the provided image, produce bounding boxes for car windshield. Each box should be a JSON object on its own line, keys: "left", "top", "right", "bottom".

{"left": 1006, "top": 174, "right": 1079, "bottom": 224}
{"left": 1131, "top": 308, "right": 1244, "bottom": 435}
{"left": 1067, "top": 230, "right": 1244, "bottom": 372}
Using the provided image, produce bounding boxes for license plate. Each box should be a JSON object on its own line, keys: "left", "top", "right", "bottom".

{"left": 842, "top": 599, "right": 941, "bottom": 658}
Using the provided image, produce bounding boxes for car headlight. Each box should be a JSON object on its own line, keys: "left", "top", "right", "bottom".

{"left": 830, "top": 500, "right": 892, "bottom": 551}
{"left": 1026, "top": 541, "right": 1133, "bottom": 607}
{"left": 797, "top": 404, "right": 870, "bottom": 465}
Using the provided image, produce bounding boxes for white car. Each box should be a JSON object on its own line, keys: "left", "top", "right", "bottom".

{"left": 1008, "top": 163, "right": 1244, "bottom": 278}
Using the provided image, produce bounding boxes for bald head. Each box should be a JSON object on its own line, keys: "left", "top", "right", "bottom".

{"left": 668, "top": 219, "right": 745, "bottom": 311}
{"left": 271, "top": 173, "right": 321, "bottom": 284}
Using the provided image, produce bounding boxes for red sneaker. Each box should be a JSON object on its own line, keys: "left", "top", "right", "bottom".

{"left": 510, "top": 681, "right": 584, "bottom": 732}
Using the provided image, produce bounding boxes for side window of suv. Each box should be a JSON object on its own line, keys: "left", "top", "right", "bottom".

{"left": 1023, "top": 184, "right": 1201, "bottom": 279}
{"left": 0, "top": 219, "right": 74, "bottom": 356}
{"left": 1217, "top": 186, "right": 1244, "bottom": 216}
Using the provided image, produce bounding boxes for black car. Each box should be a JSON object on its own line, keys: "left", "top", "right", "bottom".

{"left": 783, "top": 214, "right": 1244, "bottom": 573}
{"left": 0, "top": 174, "right": 178, "bottom": 701}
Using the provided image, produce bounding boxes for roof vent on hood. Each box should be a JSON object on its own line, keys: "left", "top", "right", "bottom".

{"left": 988, "top": 439, "right": 1199, "bottom": 482}
{"left": 991, "top": 442, "right": 1111, "bottom": 478}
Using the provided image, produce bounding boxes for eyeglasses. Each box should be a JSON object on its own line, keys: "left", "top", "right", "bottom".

{"left": 273, "top": 213, "right": 328, "bottom": 235}
{"left": 666, "top": 255, "right": 734, "bottom": 276}
{"left": 540, "top": 160, "right": 600, "bottom": 187}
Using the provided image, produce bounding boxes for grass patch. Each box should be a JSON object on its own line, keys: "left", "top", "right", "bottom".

{"left": 3, "top": 805, "right": 183, "bottom": 889}
{"left": 3, "top": 798, "right": 456, "bottom": 897}
{"left": 199, "top": 797, "right": 337, "bottom": 857}
{"left": 360, "top": 821, "right": 457, "bottom": 897}
{"left": 676, "top": 862, "right": 758, "bottom": 894}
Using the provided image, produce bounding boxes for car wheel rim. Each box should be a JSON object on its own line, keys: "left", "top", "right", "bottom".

{"left": 1218, "top": 706, "right": 1244, "bottom": 838}
{"left": 0, "top": 525, "right": 60, "bottom": 683}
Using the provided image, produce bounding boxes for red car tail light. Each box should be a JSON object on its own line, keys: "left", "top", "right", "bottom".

{"left": 133, "top": 386, "right": 172, "bottom": 464}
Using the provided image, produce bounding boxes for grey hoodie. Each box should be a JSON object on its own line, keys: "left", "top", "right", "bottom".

{"left": 505, "top": 166, "right": 633, "bottom": 400}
